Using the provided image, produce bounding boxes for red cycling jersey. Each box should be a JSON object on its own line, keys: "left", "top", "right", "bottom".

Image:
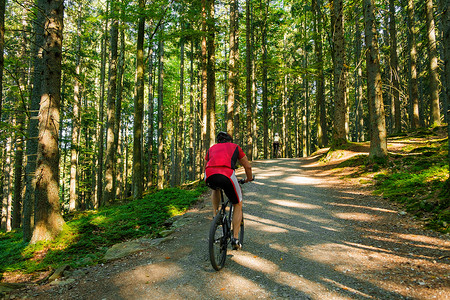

{"left": 205, "top": 142, "right": 245, "bottom": 178}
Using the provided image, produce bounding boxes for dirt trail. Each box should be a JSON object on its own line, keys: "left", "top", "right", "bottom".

{"left": 10, "top": 156, "right": 450, "bottom": 299}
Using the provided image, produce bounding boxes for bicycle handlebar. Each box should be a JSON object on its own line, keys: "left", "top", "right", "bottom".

{"left": 238, "top": 177, "right": 255, "bottom": 185}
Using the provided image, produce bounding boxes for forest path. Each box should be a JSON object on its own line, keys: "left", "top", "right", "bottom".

{"left": 23, "top": 156, "right": 450, "bottom": 299}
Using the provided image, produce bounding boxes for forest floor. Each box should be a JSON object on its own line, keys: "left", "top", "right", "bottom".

{"left": 5, "top": 136, "right": 450, "bottom": 299}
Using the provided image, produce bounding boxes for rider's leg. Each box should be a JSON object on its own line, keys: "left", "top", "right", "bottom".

{"left": 211, "top": 189, "right": 221, "bottom": 217}
{"left": 232, "top": 201, "right": 243, "bottom": 240}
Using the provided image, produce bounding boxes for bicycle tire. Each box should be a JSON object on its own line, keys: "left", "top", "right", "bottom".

{"left": 209, "top": 213, "right": 228, "bottom": 271}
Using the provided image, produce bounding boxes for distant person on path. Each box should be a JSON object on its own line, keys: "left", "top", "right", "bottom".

{"left": 204, "top": 131, "right": 253, "bottom": 250}
{"left": 273, "top": 132, "right": 280, "bottom": 158}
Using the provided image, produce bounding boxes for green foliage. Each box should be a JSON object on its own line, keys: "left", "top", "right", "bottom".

{"left": 334, "top": 132, "right": 449, "bottom": 233}
{"left": 0, "top": 185, "right": 206, "bottom": 276}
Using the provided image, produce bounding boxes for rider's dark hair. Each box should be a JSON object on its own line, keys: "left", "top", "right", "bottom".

{"left": 217, "top": 131, "right": 233, "bottom": 143}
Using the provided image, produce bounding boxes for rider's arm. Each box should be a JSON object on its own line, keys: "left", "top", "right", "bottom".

{"left": 238, "top": 155, "right": 253, "bottom": 182}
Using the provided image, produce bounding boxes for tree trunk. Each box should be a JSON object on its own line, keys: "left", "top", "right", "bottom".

{"left": 313, "top": 0, "right": 327, "bottom": 148}
{"left": 133, "top": 0, "right": 145, "bottom": 199}
{"left": 0, "top": 0, "right": 4, "bottom": 119}
{"left": 96, "top": 1, "right": 109, "bottom": 208}
{"left": 206, "top": 0, "right": 216, "bottom": 148}
{"left": 227, "top": 0, "right": 238, "bottom": 139}
{"left": 354, "top": 3, "right": 364, "bottom": 142}
{"left": 332, "top": 0, "right": 348, "bottom": 145}
{"left": 2, "top": 135, "right": 12, "bottom": 231}
{"left": 104, "top": 1, "right": 119, "bottom": 204}
{"left": 245, "top": 0, "right": 253, "bottom": 160}
{"left": 157, "top": 27, "right": 165, "bottom": 190}
{"left": 407, "top": 0, "right": 420, "bottom": 129}
{"left": 147, "top": 44, "right": 154, "bottom": 189}
{"left": 262, "top": 0, "right": 269, "bottom": 159}
{"left": 425, "top": 0, "right": 441, "bottom": 126}
{"left": 441, "top": 0, "right": 450, "bottom": 174}
{"left": 201, "top": 0, "right": 208, "bottom": 166}
{"left": 70, "top": 4, "right": 82, "bottom": 211}
{"left": 389, "top": 0, "right": 401, "bottom": 133}
{"left": 115, "top": 16, "right": 125, "bottom": 199}
{"left": 31, "top": 0, "right": 66, "bottom": 243}
{"left": 23, "top": 0, "right": 45, "bottom": 241}
{"left": 364, "top": 0, "right": 387, "bottom": 160}
{"left": 189, "top": 40, "right": 195, "bottom": 181}
{"left": 175, "top": 33, "right": 185, "bottom": 186}
{"left": 12, "top": 15, "right": 28, "bottom": 229}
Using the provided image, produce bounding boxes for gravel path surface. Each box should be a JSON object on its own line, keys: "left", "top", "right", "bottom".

{"left": 11, "top": 157, "right": 450, "bottom": 299}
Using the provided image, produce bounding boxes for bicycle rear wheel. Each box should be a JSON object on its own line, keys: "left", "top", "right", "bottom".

{"left": 209, "top": 213, "right": 228, "bottom": 271}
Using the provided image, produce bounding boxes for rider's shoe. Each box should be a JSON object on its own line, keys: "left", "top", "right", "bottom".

{"left": 231, "top": 237, "right": 242, "bottom": 250}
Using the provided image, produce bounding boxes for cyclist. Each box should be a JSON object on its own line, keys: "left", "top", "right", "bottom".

{"left": 205, "top": 131, "right": 253, "bottom": 250}
{"left": 273, "top": 132, "right": 280, "bottom": 158}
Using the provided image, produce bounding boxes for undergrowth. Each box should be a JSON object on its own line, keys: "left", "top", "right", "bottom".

{"left": 334, "top": 127, "right": 449, "bottom": 233}
{"left": 0, "top": 184, "right": 207, "bottom": 279}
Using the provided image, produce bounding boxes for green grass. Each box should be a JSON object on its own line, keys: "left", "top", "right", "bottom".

{"left": 0, "top": 184, "right": 207, "bottom": 279}
{"left": 334, "top": 129, "right": 449, "bottom": 233}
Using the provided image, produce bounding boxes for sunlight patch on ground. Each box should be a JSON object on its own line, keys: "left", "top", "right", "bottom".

{"left": 269, "top": 199, "right": 322, "bottom": 209}
{"left": 268, "top": 205, "right": 302, "bottom": 217}
{"left": 232, "top": 253, "right": 343, "bottom": 299}
{"left": 269, "top": 243, "right": 290, "bottom": 253}
{"left": 321, "top": 278, "right": 374, "bottom": 299}
{"left": 334, "top": 212, "right": 381, "bottom": 222}
{"left": 394, "top": 233, "right": 450, "bottom": 249}
{"left": 285, "top": 175, "right": 321, "bottom": 185}
{"left": 245, "top": 214, "right": 309, "bottom": 233}
{"left": 329, "top": 202, "right": 398, "bottom": 214}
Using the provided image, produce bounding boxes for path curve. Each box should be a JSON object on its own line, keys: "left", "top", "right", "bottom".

{"left": 15, "top": 157, "right": 450, "bottom": 299}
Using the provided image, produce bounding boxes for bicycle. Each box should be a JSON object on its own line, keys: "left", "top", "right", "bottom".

{"left": 208, "top": 179, "right": 248, "bottom": 271}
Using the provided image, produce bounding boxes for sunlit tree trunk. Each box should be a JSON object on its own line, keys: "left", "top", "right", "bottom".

{"left": 201, "top": 0, "right": 208, "bottom": 165}
{"left": 245, "top": 0, "right": 253, "bottom": 160}
{"left": 96, "top": 1, "right": 109, "bottom": 208}
{"left": 115, "top": 16, "right": 125, "bottom": 199}
{"left": 70, "top": 4, "right": 82, "bottom": 211}
{"left": 2, "top": 135, "right": 12, "bottom": 231}
{"left": 133, "top": 0, "right": 145, "bottom": 198}
{"left": 332, "top": 0, "right": 348, "bottom": 145}
{"left": 189, "top": 41, "right": 195, "bottom": 180}
{"left": 0, "top": 0, "right": 4, "bottom": 119}
{"left": 147, "top": 45, "right": 154, "bottom": 189}
{"left": 31, "top": 0, "right": 66, "bottom": 243}
{"left": 262, "top": 0, "right": 269, "bottom": 159}
{"left": 227, "top": 0, "right": 237, "bottom": 137}
{"left": 364, "top": 0, "right": 387, "bottom": 160}
{"left": 175, "top": 32, "right": 185, "bottom": 186}
{"left": 425, "top": 0, "right": 441, "bottom": 126}
{"left": 313, "top": 0, "right": 327, "bottom": 148}
{"left": 157, "top": 26, "right": 165, "bottom": 190}
{"left": 206, "top": 0, "right": 216, "bottom": 148}
{"left": 104, "top": 0, "right": 119, "bottom": 204}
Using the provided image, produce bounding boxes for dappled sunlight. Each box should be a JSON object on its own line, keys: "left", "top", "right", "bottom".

{"left": 394, "top": 233, "right": 450, "bottom": 249}
{"left": 321, "top": 278, "right": 373, "bottom": 298}
{"left": 285, "top": 175, "right": 322, "bottom": 185}
{"left": 334, "top": 212, "right": 381, "bottom": 222}
{"left": 245, "top": 214, "right": 309, "bottom": 233}
{"left": 232, "top": 252, "right": 343, "bottom": 299}
{"left": 329, "top": 202, "right": 398, "bottom": 214}
{"left": 267, "top": 205, "right": 303, "bottom": 217}
{"left": 269, "top": 199, "right": 322, "bottom": 209}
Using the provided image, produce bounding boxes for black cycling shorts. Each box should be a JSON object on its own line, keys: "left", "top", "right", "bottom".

{"left": 205, "top": 173, "right": 242, "bottom": 204}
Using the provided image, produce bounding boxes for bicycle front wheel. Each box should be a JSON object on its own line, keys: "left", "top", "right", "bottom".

{"left": 209, "top": 213, "right": 228, "bottom": 271}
